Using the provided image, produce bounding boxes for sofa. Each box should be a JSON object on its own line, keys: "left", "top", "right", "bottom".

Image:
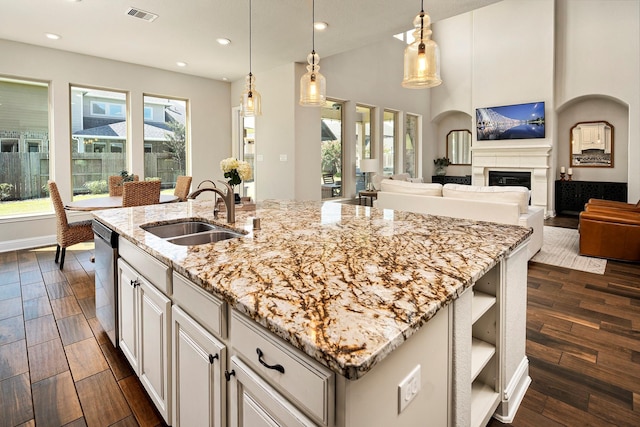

{"left": 579, "top": 199, "right": 640, "bottom": 262}
{"left": 375, "top": 179, "right": 544, "bottom": 260}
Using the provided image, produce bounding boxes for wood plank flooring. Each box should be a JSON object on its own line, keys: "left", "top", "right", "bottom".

{"left": 0, "top": 215, "right": 639, "bottom": 426}
{"left": 0, "top": 244, "right": 165, "bottom": 427}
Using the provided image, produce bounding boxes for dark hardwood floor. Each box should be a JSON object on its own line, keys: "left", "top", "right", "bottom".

{"left": 0, "top": 243, "right": 166, "bottom": 427}
{"left": 0, "top": 215, "right": 638, "bottom": 426}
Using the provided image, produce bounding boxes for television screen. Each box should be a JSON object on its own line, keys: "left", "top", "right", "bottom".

{"left": 476, "top": 102, "right": 545, "bottom": 140}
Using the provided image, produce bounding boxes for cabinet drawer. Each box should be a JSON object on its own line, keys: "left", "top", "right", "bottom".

{"left": 119, "top": 237, "right": 171, "bottom": 295}
{"left": 172, "top": 272, "right": 226, "bottom": 339}
{"left": 231, "top": 311, "right": 334, "bottom": 426}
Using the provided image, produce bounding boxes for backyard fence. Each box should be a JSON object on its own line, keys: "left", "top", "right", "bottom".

{"left": 0, "top": 152, "right": 183, "bottom": 200}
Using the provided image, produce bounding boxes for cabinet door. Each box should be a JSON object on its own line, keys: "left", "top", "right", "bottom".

{"left": 228, "top": 356, "right": 315, "bottom": 427}
{"left": 172, "top": 305, "right": 226, "bottom": 427}
{"left": 138, "top": 277, "right": 172, "bottom": 423}
{"left": 117, "top": 259, "right": 139, "bottom": 373}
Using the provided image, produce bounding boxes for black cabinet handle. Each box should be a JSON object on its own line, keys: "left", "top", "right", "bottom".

{"left": 130, "top": 279, "right": 140, "bottom": 288}
{"left": 256, "top": 348, "right": 285, "bottom": 374}
{"left": 224, "top": 369, "right": 235, "bottom": 381}
{"left": 209, "top": 353, "right": 218, "bottom": 364}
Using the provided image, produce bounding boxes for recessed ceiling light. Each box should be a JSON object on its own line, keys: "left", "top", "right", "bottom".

{"left": 176, "top": 61, "right": 187, "bottom": 67}
{"left": 45, "top": 33, "right": 61, "bottom": 40}
{"left": 314, "top": 22, "right": 328, "bottom": 31}
{"left": 216, "top": 38, "right": 231, "bottom": 46}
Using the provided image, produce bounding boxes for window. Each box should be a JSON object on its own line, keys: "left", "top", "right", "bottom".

{"left": 71, "top": 86, "right": 128, "bottom": 198}
{"left": 144, "top": 95, "right": 188, "bottom": 191}
{"left": 110, "top": 142, "right": 123, "bottom": 153}
{"left": 1, "top": 139, "right": 19, "bottom": 153}
{"left": 404, "top": 114, "right": 420, "bottom": 177}
{"left": 321, "top": 100, "right": 343, "bottom": 200}
{"left": 383, "top": 110, "right": 397, "bottom": 175}
{"left": 91, "top": 101, "right": 125, "bottom": 117}
{"left": 91, "top": 101, "right": 106, "bottom": 115}
{"left": 0, "top": 77, "right": 50, "bottom": 217}
{"left": 27, "top": 140, "right": 41, "bottom": 153}
{"left": 355, "top": 105, "right": 373, "bottom": 163}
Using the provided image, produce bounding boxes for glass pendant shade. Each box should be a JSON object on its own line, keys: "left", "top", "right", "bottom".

{"left": 402, "top": 9, "right": 442, "bottom": 89}
{"left": 240, "top": 73, "right": 261, "bottom": 117}
{"left": 300, "top": 51, "right": 326, "bottom": 106}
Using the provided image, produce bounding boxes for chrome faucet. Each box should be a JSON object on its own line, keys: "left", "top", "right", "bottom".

{"left": 187, "top": 180, "right": 235, "bottom": 223}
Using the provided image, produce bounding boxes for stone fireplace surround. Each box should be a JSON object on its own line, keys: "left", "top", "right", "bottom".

{"left": 471, "top": 144, "right": 553, "bottom": 217}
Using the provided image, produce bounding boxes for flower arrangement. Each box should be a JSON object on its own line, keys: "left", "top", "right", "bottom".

{"left": 433, "top": 157, "right": 451, "bottom": 167}
{"left": 220, "top": 158, "right": 252, "bottom": 189}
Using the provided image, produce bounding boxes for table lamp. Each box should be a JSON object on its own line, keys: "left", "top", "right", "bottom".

{"left": 359, "top": 159, "right": 378, "bottom": 191}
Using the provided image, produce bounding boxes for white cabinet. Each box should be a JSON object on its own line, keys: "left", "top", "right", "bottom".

{"left": 452, "top": 241, "right": 530, "bottom": 427}
{"left": 227, "top": 356, "right": 316, "bottom": 427}
{"left": 117, "top": 258, "right": 172, "bottom": 424}
{"left": 172, "top": 305, "right": 226, "bottom": 427}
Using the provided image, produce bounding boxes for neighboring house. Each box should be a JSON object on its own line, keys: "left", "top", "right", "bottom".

{"left": 70, "top": 89, "right": 183, "bottom": 155}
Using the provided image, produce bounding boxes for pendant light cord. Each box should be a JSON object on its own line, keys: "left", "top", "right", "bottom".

{"left": 249, "top": 0, "right": 253, "bottom": 75}
{"left": 420, "top": 0, "right": 424, "bottom": 42}
{"left": 312, "top": 0, "right": 316, "bottom": 54}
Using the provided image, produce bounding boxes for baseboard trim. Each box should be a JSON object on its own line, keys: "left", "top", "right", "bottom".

{"left": 494, "top": 357, "right": 531, "bottom": 423}
{"left": 0, "top": 235, "right": 57, "bottom": 253}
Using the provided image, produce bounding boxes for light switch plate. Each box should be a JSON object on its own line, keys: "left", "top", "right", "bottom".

{"left": 257, "top": 154, "right": 264, "bottom": 161}
{"left": 279, "top": 154, "right": 287, "bottom": 162}
{"left": 398, "top": 365, "right": 421, "bottom": 413}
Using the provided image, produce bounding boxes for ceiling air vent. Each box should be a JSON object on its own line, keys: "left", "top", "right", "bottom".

{"left": 126, "top": 7, "right": 158, "bottom": 22}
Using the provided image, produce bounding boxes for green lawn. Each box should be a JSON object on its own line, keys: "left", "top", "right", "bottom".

{"left": 0, "top": 189, "right": 174, "bottom": 217}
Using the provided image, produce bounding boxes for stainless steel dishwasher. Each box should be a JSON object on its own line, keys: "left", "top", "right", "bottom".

{"left": 93, "top": 219, "right": 119, "bottom": 347}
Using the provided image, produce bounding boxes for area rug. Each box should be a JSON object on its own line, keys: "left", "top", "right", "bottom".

{"left": 531, "top": 226, "right": 607, "bottom": 274}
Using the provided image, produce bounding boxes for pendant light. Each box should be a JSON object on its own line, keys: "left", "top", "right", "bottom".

{"left": 299, "top": 0, "right": 326, "bottom": 106}
{"left": 240, "top": 0, "right": 261, "bottom": 116}
{"left": 402, "top": 0, "right": 442, "bottom": 89}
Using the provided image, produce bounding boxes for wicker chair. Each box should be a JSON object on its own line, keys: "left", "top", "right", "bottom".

{"left": 174, "top": 176, "right": 192, "bottom": 202}
{"left": 108, "top": 174, "right": 139, "bottom": 196}
{"left": 122, "top": 180, "right": 161, "bottom": 207}
{"left": 48, "top": 181, "right": 94, "bottom": 270}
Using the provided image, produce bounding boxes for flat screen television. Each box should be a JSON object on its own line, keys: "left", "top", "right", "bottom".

{"left": 476, "top": 101, "right": 545, "bottom": 140}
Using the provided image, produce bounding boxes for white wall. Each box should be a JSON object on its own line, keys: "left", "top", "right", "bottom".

{"left": 321, "top": 37, "right": 432, "bottom": 181}
{"left": 0, "top": 39, "right": 230, "bottom": 250}
{"left": 431, "top": 0, "right": 640, "bottom": 209}
{"left": 555, "top": 0, "right": 640, "bottom": 200}
{"left": 471, "top": 0, "right": 555, "bottom": 149}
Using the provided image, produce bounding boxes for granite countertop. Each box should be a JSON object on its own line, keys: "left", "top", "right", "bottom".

{"left": 93, "top": 199, "right": 531, "bottom": 379}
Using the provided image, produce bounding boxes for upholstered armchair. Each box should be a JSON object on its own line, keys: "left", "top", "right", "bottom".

{"left": 579, "top": 200, "right": 640, "bottom": 262}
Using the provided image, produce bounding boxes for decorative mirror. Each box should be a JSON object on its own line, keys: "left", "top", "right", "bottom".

{"left": 570, "top": 121, "right": 614, "bottom": 167}
{"left": 446, "top": 129, "right": 471, "bottom": 165}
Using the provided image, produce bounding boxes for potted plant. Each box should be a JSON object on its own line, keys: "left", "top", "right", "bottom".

{"left": 433, "top": 157, "right": 450, "bottom": 176}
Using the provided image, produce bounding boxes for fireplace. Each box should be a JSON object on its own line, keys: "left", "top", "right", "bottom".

{"left": 471, "top": 144, "right": 552, "bottom": 216}
{"left": 488, "top": 171, "right": 531, "bottom": 189}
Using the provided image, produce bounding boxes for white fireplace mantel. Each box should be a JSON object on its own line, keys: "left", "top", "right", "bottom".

{"left": 471, "top": 144, "right": 552, "bottom": 216}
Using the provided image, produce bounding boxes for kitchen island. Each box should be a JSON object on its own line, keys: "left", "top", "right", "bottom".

{"left": 93, "top": 199, "right": 532, "bottom": 427}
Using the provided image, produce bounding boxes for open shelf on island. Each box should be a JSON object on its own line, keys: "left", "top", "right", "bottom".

{"left": 472, "top": 291, "right": 496, "bottom": 323}
{"left": 471, "top": 337, "right": 496, "bottom": 382}
{"left": 471, "top": 382, "right": 500, "bottom": 427}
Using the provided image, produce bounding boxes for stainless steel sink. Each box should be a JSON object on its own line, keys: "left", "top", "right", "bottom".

{"left": 166, "top": 230, "right": 244, "bottom": 246}
{"left": 142, "top": 221, "right": 217, "bottom": 238}
{"left": 141, "top": 220, "right": 244, "bottom": 245}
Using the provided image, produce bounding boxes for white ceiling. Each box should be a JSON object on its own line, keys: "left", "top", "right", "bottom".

{"left": 0, "top": 0, "right": 500, "bottom": 82}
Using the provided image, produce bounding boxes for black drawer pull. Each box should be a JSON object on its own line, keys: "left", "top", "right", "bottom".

{"left": 256, "top": 348, "right": 285, "bottom": 374}
{"left": 130, "top": 279, "right": 140, "bottom": 288}
{"left": 224, "top": 369, "right": 235, "bottom": 381}
{"left": 209, "top": 353, "right": 218, "bottom": 364}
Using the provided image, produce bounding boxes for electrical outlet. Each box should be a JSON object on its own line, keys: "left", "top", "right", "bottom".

{"left": 398, "top": 365, "right": 421, "bottom": 413}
